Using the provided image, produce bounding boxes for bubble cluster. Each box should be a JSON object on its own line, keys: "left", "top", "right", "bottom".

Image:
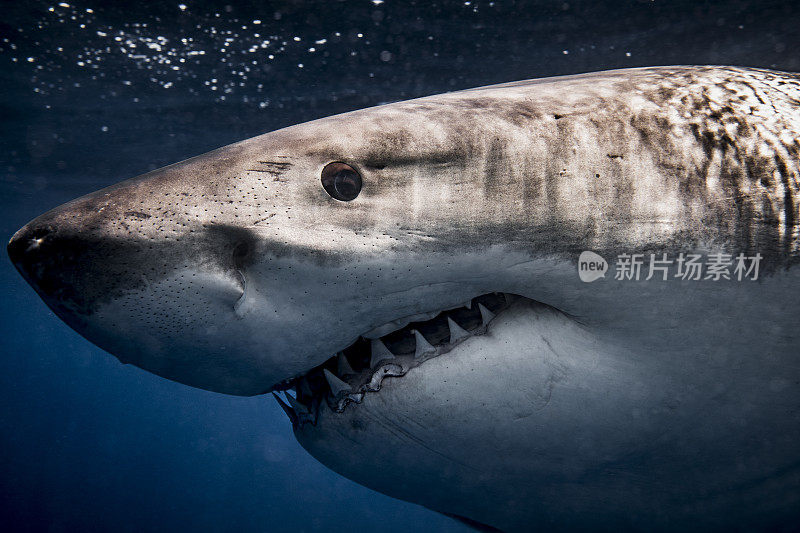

{"left": 3, "top": 3, "right": 375, "bottom": 106}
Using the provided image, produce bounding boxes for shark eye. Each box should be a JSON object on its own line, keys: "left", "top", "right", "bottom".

{"left": 321, "top": 162, "right": 362, "bottom": 201}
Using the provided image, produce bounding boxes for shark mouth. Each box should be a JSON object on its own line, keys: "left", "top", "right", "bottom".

{"left": 272, "top": 292, "right": 519, "bottom": 428}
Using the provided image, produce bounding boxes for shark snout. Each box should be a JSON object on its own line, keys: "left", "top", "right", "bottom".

{"left": 7, "top": 194, "right": 281, "bottom": 395}
{"left": 9, "top": 223, "right": 64, "bottom": 299}
{"left": 8, "top": 217, "right": 112, "bottom": 322}
{"left": 7, "top": 223, "right": 51, "bottom": 282}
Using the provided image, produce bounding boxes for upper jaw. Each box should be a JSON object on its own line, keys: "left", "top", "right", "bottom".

{"left": 272, "top": 292, "right": 518, "bottom": 427}
{"left": 360, "top": 301, "right": 478, "bottom": 339}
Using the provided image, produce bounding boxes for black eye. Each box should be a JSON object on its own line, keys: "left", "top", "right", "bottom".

{"left": 321, "top": 162, "right": 362, "bottom": 201}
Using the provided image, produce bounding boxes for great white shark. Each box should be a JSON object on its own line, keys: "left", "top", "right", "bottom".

{"left": 7, "top": 66, "right": 800, "bottom": 531}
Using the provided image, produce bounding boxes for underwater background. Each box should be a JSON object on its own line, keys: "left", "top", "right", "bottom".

{"left": 2, "top": 1, "right": 799, "bottom": 531}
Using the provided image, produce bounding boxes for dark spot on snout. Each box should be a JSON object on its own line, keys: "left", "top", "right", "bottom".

{"left": 8, "top": 225, "right": 55, "bottom": 286}
{"left": 8, "top": 224, "right": 111, "bottom": 317}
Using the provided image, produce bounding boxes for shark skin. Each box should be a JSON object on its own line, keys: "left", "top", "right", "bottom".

{"left": 7, "top": 66, "right": 800, "bottom": 530}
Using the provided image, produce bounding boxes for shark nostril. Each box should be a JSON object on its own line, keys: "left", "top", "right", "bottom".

{"left": 232, "top": 241, "right": 250, "bottom": 269}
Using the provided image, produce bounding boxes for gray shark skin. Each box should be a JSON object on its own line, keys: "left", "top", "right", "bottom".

{"left": 7, "top": 66, "right": 800, "bottom": 530}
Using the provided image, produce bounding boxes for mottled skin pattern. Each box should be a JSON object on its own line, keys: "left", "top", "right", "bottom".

{"left": 8, "top": 66, "right": 800, "bottom": 530}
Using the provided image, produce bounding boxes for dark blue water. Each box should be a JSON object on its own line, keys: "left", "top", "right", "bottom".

{"left": 2, "top": 1, "right": 798, "bottom": 531}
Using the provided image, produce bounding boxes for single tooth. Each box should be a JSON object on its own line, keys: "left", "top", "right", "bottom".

{"left": 298, "top": 377, "right": 313, "bottom": 398}
{"left": 463, "top": 300, "right": 472, "bottom": 309}
{"left": 412, "top": 329, "right": 436, "bottom": 358}
{"left": 272, "top": 392, "right": 298, "bottom": 425}
{"left": 285, "top": 392, "right": 310, "bottom": 415}
{"left": 337, "top": 352, "right": 355, "bottom": 375}
{"left": 447, "top": 316, "right": 470, "bottom": 343}
{"left": 502, "top": 292, "right": 514, "bottom": 306}
{"left": 323, "top": 368, "right": 352, "bottom": 396}
{"left": 370, "top": 338, "right": 396, "bottom": 368}
{"left": 478, "top": 303, "right": 495, "bottom": 326}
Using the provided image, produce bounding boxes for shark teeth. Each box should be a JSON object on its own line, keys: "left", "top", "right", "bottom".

{"left": 273, "top": 391, "right": 315, "bottom": 427}
{"left": 478, "top": 303, "right": 495, "bottom": 326}
{"left": 412, "top": 329, "right": 436, "bottom": 358}
{"left": 337, "top": 352, "right": 355, "bottom": 375}
{"left": 285, "top": 392, "right": 310, "bottom": 415}
{"left": 281, "top": 292, "right": 517, "bottom": 424}
{"left": 323, "top": 368, "right": 352, "bottom": 396}
{"left": 362, "top": 300, "right": 482, "bottom": 339}
{"left": 447, "top": 317, "right": 470, "bottom": 343}
{"left": 272, "top": 392, "right": 298, "bottom": 425}
{"left": 370, "top": 338, "right": 396, "bottom": 367}
{"left": 298, "top": 377, "right": 313, "bottom": 398}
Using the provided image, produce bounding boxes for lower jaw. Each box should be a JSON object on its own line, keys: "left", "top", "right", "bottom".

{"left": 272, "top": 292, "right": 522, "bottom": 427}
{"left": 290, "top": 297, "right": 591, "bottom": 532}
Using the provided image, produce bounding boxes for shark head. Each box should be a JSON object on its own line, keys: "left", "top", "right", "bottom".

{"left": 7, "top": 88, "right": 560, "bottom": 396}
{"left": 8, "top": 67, "right": 800, "bottom": 530}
